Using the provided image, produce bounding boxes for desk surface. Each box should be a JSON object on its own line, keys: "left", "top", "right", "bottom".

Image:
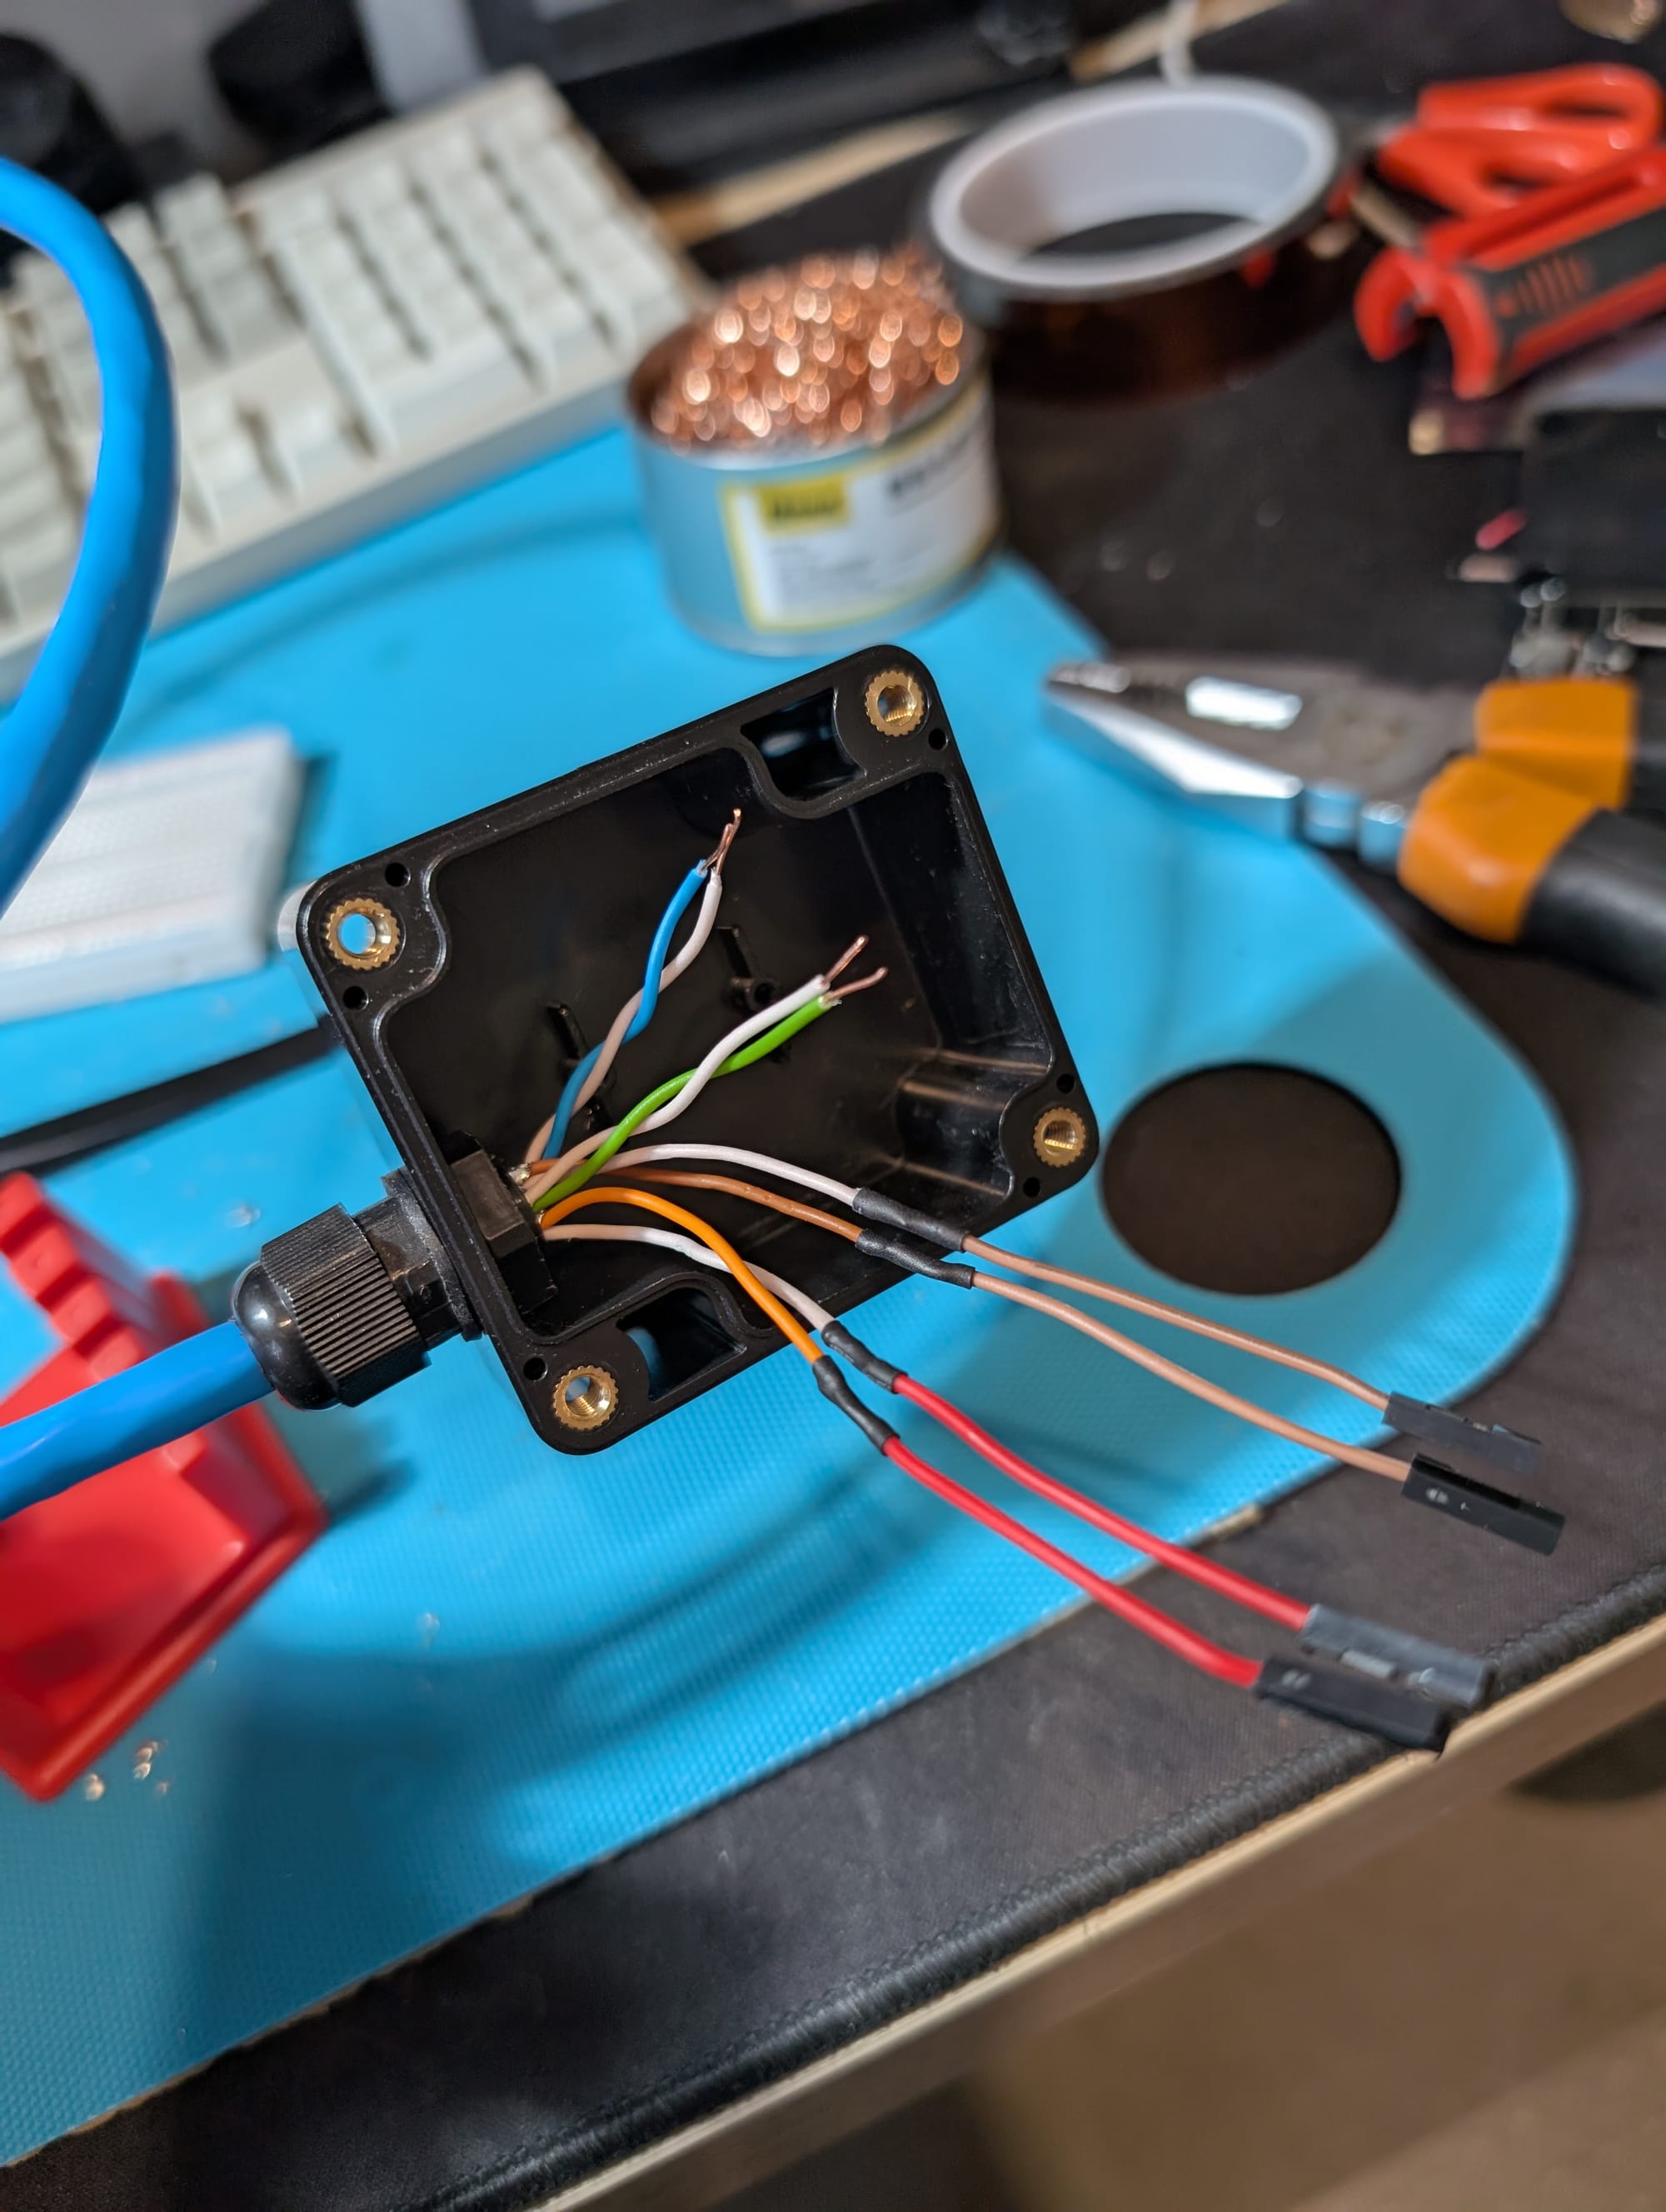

{"left": 10, "top": 4, "right": 1666, "bottom": 2208}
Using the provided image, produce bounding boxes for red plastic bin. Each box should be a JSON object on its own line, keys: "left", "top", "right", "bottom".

{"left": 0, "top": 1176, "right": 323, "bottom": 1801}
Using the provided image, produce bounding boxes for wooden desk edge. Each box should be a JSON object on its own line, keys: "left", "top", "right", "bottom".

{"left": 546, "top": 1607, "right": 1666, "bottom": 2210}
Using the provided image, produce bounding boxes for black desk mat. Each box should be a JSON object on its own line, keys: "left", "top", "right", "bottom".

{"left": 10, "top": 3, "right": 1666, "bottom": 2205}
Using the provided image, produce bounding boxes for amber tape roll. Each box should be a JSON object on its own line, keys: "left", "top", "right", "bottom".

{"left": 925, "top": 77, "right": 1341, "bottom": 317}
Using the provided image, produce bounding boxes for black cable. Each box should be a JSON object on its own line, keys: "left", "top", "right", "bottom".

{"left": 0, "top": 1019, "right": 337, "bottom": 1177}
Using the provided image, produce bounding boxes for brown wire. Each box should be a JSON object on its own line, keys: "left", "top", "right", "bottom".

{"left": 971, "top": 1273, "right": 1407, "bottom": 1482}
{"left": 961, "top": 1238, "right": 1387, "bottom": 1412}
{"left": 631, "top": 1166, "right": 1405, "bottom": 1480}
{"left": 627, "top": 1167, "right": 862, "bottom": 1241}
{"left": 643, "top": 1167, "right": 1386, "bottom": 1411}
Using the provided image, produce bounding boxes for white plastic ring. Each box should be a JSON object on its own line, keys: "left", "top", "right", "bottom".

{"left": 926, "top": 77, "right": 1340, "bottom": 305}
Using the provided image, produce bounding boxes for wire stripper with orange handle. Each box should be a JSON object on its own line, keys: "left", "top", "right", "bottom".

{"left": 1045, "top": 657, "right": 1666, "bottom": 996}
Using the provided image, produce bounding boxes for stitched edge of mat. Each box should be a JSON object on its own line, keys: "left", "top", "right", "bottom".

{"left": 413, "top": 1550, "right": 1666, "bottom": 2212}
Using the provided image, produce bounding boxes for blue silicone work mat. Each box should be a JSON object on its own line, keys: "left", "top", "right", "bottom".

{"left": 0, "top": 427, "right": 1574, "bottom": 2160}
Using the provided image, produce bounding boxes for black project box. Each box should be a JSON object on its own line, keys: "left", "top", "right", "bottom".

{"left": 297, "top": 649, "right": 1095, "bottom": 1452}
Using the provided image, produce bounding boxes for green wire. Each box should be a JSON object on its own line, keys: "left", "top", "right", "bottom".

{"left": 536, "top": 993, "right": 833, "bottom": 1210}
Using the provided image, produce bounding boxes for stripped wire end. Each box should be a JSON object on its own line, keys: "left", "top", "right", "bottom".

{"left": 823, "top": 933, "right": 870, "bottom": 987}
{"left": 704, "top": 808, "right": 743, "bottom": 877}
{"left": 825, "top": 963, "right": 888, "bottom": 1005}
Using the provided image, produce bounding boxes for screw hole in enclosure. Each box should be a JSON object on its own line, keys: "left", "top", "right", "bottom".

{"left": 522, "top": 1356, "right": 547, "bottom": 1382}
{"left": 1022, "top": 1175, "right": 1042, "bottom": 1198}
{"left": 1033, "top": 1104, "right": 1089, "bottom": 1168}
{"left": 342, "top": 984, "right": 368, "bottom": 1010}
{"left": 863, "top": 668, "right": 926, "bottom": 736}
{"left": 553, "top": 1363, "right": 619, "bottom": 1431}
{"left": 384, "top": 861, "right": 409, "bottom": 887}
{"left": 927, "top": 726, "right": 948, "bottom": 750}
{"left": 324, "top": 894, "right": 402, "bottom": 969}
{"left": 1056, "top": 1070, "right": 1076, "bottom": 1094}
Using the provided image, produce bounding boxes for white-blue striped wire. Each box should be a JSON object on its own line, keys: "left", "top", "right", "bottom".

{"left": 524, "top": 864, "right": 727, "bottom": 1167}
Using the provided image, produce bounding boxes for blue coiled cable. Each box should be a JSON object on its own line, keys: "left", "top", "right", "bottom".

{"left": 0, "top": 158, "right": 177, "bottom": 912}
{"left": 0, "top": 162, "right": 280, "bottom": 1522}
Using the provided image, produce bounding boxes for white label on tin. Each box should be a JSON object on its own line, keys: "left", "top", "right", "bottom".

{"left": 720, "top": 382, "right": 998, "bottom": 633}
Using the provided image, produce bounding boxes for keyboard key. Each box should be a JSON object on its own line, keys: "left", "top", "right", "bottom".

{"left": 0, "top": 68, "right": 696, "bottom": 687}
{"left": 0, "top": 510, "right": 77, "bottom": 613}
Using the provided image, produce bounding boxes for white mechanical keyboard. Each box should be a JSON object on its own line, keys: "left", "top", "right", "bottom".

{"left": 0, "top": 71, "right": 701, "bottom": 694}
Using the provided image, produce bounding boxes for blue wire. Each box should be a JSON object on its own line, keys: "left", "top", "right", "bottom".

{"left": 546, "top": 860, "right": 707, "bottom": 1153}
{"left": 0, "top": 1323, "right": 272, "bottom": 1523}
{"left": 0, "top": 158, "right": 177, "bottom": 913}
{"left": 626, "top": 862, "right": 708, "bottom": 1040}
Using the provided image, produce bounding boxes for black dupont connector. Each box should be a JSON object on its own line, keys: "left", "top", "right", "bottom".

{"left": 849, "top": 1188, "right": 965, "bottom": 1249}
{"left": 820, "top": 1320, "right": 901, "bottom": 1392}
{"left": 1400, "top": 1456, "right": 1564, "bottom": 1555}
{"left": 813, "top": 1358, "right": 898, "bottom": 1452}
{"left": 1385, "top": 1393, "right": 1541, "bottom": 1481}
{"left": 1255, "top": 1657, "right": 1451, "bottom": 1752}
{"left": 1300, "top": 1603, "right": 1492, "bottom": 1712}
{"left": 854, "top": 1226, "right": 975, "bottom": 1285}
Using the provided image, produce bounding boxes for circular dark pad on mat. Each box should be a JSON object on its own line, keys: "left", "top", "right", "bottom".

{"left": 1100, "top": 1062, "right": 1400, "bottom": 1295}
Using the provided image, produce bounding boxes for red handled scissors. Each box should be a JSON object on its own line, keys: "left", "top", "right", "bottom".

{"left": 1375, "top": 62, "right": 1663, "bottom": 217}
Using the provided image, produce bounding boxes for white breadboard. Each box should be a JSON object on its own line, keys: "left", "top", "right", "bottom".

{"left": 0, "top": 730, "right": 302, "bottom": 1019}
{"left": 0, "top": 70, "right": 701, "bottom": 693}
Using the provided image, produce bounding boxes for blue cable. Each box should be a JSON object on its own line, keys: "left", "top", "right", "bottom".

{"left": 0, "top": 1323, "right": 271, "bottom": 1522}
{"left": 546, "top": 860, "right": 706, "bottom": 1153}
{"left": 0, "top": 162, "right": 236, "bottom": 1523}
{"left": 0, "top": 158, "right": 177, "bottom": 913}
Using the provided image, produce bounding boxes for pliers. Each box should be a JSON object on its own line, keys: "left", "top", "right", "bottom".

{"left": 1046, "top": 655, "right": 1666, "bottom": 996}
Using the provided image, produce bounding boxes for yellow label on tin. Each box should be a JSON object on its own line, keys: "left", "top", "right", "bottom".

{"left": 754, "top": 476, "right": 850, "bottom": 531}
{"left": 721, "top": 381, "right": 998, "bottom": 633}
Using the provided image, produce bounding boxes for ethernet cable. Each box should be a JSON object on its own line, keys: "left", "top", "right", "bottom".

{"left": 0, "top": 161, "right": 260, "bottom": 1525}
{"left": 0, "top": 1321, "right": 268, "bottom": 1521}
{"left": 0, "top": 158, "right": 176, "bottom": 914}
{"left": 530, "top": 813, "right": 741, "bottom": 1167}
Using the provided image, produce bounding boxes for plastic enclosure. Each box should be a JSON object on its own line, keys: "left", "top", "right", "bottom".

{"left": 298, "top": 648, "right": 1096, "bottom": 1452}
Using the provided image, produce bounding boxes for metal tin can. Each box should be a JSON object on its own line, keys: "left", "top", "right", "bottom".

{"left": 627, "top": 328, "right": 1000, "bottom": 655}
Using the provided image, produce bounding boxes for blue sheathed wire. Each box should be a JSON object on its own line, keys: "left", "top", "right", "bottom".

{"left": 546, "top": 860, "right": 707, "bottom": 1155}
{"left": 0, "top": 1323, "right": 272, "bottom": 1523}
{"left": 0, "top": 158, "right": 177, "bottom": 914}
{"left": 625, "top": 862, "right": 708, "bottom": 1041}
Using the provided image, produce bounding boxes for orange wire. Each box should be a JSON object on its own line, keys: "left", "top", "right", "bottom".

{"left": 627, "top": 1166, "right": 862, "bottom": 1243}
{"left": 536, "top": 1184, "right": 822, "bottom": 1362}
{"left": 635, "top": 1172, "right": 1383, "bottom": 1411}
{"left": 625, "top": 1167, "right": 1404, "bottom": 1480}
